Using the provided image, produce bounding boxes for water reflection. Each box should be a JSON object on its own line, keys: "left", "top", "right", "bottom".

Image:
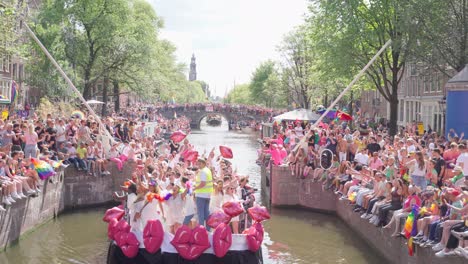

{"left": 0, "top": 118, "right": 386, "bottom": 264}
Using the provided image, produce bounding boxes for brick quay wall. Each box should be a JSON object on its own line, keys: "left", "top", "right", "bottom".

{"left": 263, "top": 164, "right": 465, "bottom": 264}
{"left": 0, "top": 164, "right": 134, "bottom": 250}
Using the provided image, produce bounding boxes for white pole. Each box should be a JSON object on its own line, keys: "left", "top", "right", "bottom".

{"left": 313, "top": 39, "right": 392, "bottom": 126}
{"left": 24, "top": 23, "right": 113, "bottom": 142}
{"left": 292, "top": 39, "right": 392, "bottom": 153}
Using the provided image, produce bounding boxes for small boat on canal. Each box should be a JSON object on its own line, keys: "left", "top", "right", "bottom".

{"left": 206, "top": 114, "right": 222, "bottom": 126}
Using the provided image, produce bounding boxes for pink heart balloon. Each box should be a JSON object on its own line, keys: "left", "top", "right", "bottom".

{"left": 213, "top": 223, "right": 232, "bottom": 258}
{"left": 120, "top": 232, "right": 140, "bottom": 258}
{"left": 143, "top": 219, "right": 164, "bottom": 254}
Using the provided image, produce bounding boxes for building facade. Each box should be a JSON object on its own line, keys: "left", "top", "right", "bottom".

{"left": 359, "top": 63, "right": 452, "bottom": 134}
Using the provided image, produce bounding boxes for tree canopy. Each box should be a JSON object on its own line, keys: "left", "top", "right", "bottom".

{"left": 26, "top": 0, "right": 206, "bottom": 111}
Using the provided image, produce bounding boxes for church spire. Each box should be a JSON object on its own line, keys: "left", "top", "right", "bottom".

{"left": 189, "top": 54, "right": 197, "bottom": 81}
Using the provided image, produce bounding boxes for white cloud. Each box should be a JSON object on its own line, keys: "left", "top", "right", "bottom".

{"left": 148, "top": 0, "right": 308, "bottom": 96}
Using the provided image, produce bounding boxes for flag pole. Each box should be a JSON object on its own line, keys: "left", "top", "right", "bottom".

{"left": 313, "top": 39, "right": 392, "bottom": 126}
{"left": 24, "top": 23, "right": 113, "bottom": 143}
{"left": 293, "top": 39, "right": 392, "bottom": 153}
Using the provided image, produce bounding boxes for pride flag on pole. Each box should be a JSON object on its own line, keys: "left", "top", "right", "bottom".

{"left": 31, "top": 158, "right": 56, "bottom": 180}
{"left": 11, "top": 81, "right": 18, "bottom": 103}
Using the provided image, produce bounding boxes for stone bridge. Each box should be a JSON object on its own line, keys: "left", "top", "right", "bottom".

{"left": 158, "top": 105, "right": 272, "bottom": 129}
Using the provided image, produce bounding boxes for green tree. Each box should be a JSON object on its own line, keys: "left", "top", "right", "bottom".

{"left": 249, "top": 60, "right": 286, "bottom": 108}
{"left": 278, "top": 26, "right": 322, "bottom": 109}
{"left": 225, "top": 84, "right": 253, "bottom": 105}
{"left": 412, "top": 0, "right": 468, "bottom": 74}
{"left": 312, "top": 0, "right": 418, "bottom": 135}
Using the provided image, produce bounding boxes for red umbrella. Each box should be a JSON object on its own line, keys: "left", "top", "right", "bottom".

{"left": 337, "top": 111, "right": 353, "bottom": 121}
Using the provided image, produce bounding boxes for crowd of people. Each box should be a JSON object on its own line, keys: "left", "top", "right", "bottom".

{"left": 260, "top": 120, "right": 468, "bottom": 259}
{"left": 0, "top": 103, "right": 265, "bottom": 244}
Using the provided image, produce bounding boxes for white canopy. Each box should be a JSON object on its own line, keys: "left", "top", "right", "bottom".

{"left": 273, "top": 108, "right": 321, "bottom": 122}
{"left": 85, "top": 99, "right": 105, "bottom": 104}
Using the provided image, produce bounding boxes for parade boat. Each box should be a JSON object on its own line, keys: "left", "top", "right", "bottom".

{"left": 104, "top": 203, "right": 268, "bottom": 264}
{"left": 206, "top": 114, "right": 222, "bottom": 126}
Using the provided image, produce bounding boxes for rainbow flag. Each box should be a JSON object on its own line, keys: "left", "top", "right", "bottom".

{"left": 71, "top": 110, "right": 85, "bottom": 119}
{"left": 403, "top": 205, "right": 419, "bottom": 256}
{"left": 11, "top": 81, "right": 17, "bottom": 103}
{"left": 31, "top": 158, "right": 56, "bottom": 180}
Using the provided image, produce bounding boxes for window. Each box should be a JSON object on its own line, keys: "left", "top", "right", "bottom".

{"left": 18, "top": 65, "right": 23, "bottom": 83}
{"left": 410, "top": 64, "right": 417, "bottom": 76}
{"left": 424, "top": 77, "right": 431, "bottom": 93}
{"left": 4, "top": 55, "right": 10, "bottom": 73}
{"left": 399, "top": 99, "right": 404, "bottom": 121}
{"left": 431, "top": 76, "right": 437, "bottom": 92}
{"left": 12, "top": 63, "right": 17, "bottom": 79}
{"left": 0, "top": 80, "right": 11, "bottom": 99}
{"left": 437, "top": 75, "right": 444, "bottom": 92}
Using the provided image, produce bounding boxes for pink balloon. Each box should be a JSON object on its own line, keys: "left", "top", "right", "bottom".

{"left": 103, "top": 207, "right": 125, "bottom": 223}
{"left": 222, "top": 201, "right": 244, "bottom": 217}
{"left": 219, "top": 146, "right": 233, "bottom": 159}
{"left": 108, "top": 218, "right": 119, "bottom": 240}
{"left": 143, "top": 219, "right": 164, "bottom": 254}
{"left": 120, "top": 232, "right": 140, "bottom": 258}
{"left": 207, "top": 210, "right": 231, "bottom": 229}
{"left": 170, "top": 131, "right": 187, "bottom": 143}
{"left": 170, "top": 225, "right": 210, "bottom": 260}
{"left": 114, "top": 219, "right": 131, "bottom": 247}
{"left": 213, "top": 223, "right": 232, "bottom": 258}
{"left": 247, "top": 222, "right": 264, "bottom": 252}
{"left": 247, "top": 205, "right": 271, "bottom": 222}
{"left": 184, "top": 150, "right": 199, "bottom": 163}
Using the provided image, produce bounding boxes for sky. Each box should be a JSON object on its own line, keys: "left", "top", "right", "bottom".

{"left": 148, "top": 0, "right": 309, "bottom": 97}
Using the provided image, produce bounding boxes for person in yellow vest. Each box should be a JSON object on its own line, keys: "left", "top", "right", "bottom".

{"left": 193, "top": 158, "right": 213, "bottom": 230}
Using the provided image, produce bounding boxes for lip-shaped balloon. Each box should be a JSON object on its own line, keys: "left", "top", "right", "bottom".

{"left": 143, "top": 219, "right": 164, "bottom": 254}
{"left": 207, "top": 210, "right": 232, "bottom": 229}
{"left": 247, "top": 205, "right": 271, "bottom": 222}
{"left": 103, "top": 207, "right": 125, "bottom": 223}
{"left": 170, "top": 225, "right": 210, "bottom": 260}
{"left": 114, "top": 219, "right": 131, "bottom": 247}
{"left": 219, "top": 146, "right": 233, "bottom": 159}
{"left": 184, "top": 150, "right": 199, "bottom": 163}
{"left": 222, "top": 201, "right": 244, "bottom": 217}
{"left": 120, "top": 232, "right": 140, "bottom": 258}
{"left": 213, "top": 223, "right": 232, "bottom": 258}
{"left": 107, "top": 218, "right": 119, "bottom": 240}
{"left": 247, "top": 222, "right": 264, "bottom": 252}
{"left": 170, "top": 131, "right": 187, "bottom": 143}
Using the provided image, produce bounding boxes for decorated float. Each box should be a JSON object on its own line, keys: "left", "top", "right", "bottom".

{"left": 104, "top": 200, "right": 269, "bottom": 264}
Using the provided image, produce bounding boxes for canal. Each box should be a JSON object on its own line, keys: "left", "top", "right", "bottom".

{"left": 0, "top": 119, "right": 386, "bottom": 264}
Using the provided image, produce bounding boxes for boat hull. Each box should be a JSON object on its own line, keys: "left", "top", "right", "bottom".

{"left": 107, "top": 242, "right": 263, "bottom": 264}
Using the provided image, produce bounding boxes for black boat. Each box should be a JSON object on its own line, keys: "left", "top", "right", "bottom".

{"left": 206, "top": 114, "right": 222, "bottom": 126}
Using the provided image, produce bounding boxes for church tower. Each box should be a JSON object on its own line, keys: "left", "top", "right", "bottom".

{"left": 189, "top": 54, "right": 197, "bottom": 81}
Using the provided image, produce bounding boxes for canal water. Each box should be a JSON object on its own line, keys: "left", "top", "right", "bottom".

{"left": 0, "top": 119, "right": 386, "bottom": 264}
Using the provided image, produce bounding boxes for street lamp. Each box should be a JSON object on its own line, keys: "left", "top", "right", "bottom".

{"left": 438, "top": 96, "right": 446, "bottom": 135}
